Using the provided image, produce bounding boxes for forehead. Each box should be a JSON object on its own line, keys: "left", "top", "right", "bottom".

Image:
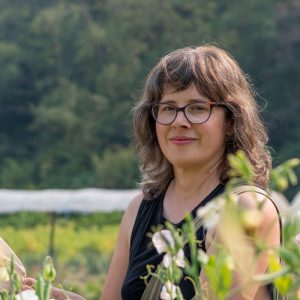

{"left": 161, "top": 84, "right": 209, "bottom": 102}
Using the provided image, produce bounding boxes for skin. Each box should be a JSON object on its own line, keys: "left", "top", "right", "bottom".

{"left": 101, "top": 84, "right": 280, "bottom": 299}
{"left": 200, "top": 192, "right": 280, "bottom": 300}
{"left": 100, "top": 193, "right": 143, "bottom": 300}
{"left": 22, "top": 278, "right": 87, "bottom": 300}
{"left": 156, "top": 85, "right": 228, "bottom": 223}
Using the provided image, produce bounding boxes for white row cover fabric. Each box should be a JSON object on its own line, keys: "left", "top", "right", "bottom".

{"left": 0, "top": 188, "right": 139, "bottom": 213}
{"left": 0, "top": 188, "right": 296, "bottom": 214}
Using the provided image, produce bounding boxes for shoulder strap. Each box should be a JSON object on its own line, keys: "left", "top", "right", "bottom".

{"left": 233, "top": 184, "right": 271, "bottom": 198}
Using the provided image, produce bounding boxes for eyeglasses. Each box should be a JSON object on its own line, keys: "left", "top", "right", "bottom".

{"left": 151, "top": 101, "right": 229, "bottom": 125}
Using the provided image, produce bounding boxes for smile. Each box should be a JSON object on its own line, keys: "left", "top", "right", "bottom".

{"left": 169, "top": 137, "right": 197, "bottom": 145}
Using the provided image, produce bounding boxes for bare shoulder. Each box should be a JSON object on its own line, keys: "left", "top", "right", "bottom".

{"left": 237, "top": 188, "right": 280, "bottom": 245}
{"left": 122, "top": 192, "right": 144, "bottom": 230}
{"left": 125, "top": 192, "right": 144, "bottom": 219}
{"left": 237, "top": 189, "right": 278, "bottom": 217}
{"left": 100, "top": 193, "right": 144, "bottom": 300}
{"left": 121, "top": 192, "right": 144, "bottom": 247}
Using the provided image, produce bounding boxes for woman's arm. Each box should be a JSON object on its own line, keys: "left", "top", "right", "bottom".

{"left": 200, "top": 191, "right": 281, "bottom": 300}
{"left": 100, "top": 193, "right": 143, "bottom": 300}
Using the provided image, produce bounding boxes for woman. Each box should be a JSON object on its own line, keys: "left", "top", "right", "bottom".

{"left": 101, "top": 45, "right": 280, "bottom": 299}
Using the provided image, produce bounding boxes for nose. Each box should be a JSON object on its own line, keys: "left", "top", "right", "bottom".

{"left": 172, "top": 110, "right": 191, "bottom": 128}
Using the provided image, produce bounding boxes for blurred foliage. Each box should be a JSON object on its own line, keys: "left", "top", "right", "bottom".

{"left": 0, "top": 213, "right": 121, "bottom": 300}
{"left": 0, "top": 211, "right": 123, "bottom": 228}
{"left": 0, "top": 0, "right": 299, "bottom": 197}
{"left": 91, "top": 146, "right": 140, "bottom": 189}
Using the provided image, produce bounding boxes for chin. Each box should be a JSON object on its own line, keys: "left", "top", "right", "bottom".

{"left": 169, "top": 157, "right": 201, "bottom": 169}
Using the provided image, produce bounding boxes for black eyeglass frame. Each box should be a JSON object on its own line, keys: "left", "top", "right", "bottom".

{"left": 150, "top": 101, "right": 231, "bottom": 125}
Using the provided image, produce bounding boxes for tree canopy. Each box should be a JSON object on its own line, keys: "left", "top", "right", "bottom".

{"left": 0, "top": 0, "right": 299, "bottom": 197}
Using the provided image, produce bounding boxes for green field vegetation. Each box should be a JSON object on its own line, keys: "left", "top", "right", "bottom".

{"left": 0, "top": 212, "right": 122, "bottom": 300}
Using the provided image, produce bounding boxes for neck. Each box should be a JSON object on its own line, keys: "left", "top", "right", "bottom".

{"left": 171, "top": 157, "right": 222, "bottom": 203}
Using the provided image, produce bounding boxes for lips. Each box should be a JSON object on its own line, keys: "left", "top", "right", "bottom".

{"left": 169, "top": 136, "right": 197, "bottom": 145}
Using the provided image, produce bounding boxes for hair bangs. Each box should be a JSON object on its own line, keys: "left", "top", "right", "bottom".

{"left": 162, "top": 50, "right": 199, "bottom": 93}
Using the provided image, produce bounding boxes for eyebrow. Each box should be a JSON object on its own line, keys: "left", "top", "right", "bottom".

{"left": 160, "top": 98, "right": 210, "bottom": 104}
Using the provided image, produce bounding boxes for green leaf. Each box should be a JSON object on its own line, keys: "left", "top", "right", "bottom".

{"left": 35, "top": 275, "right": 44, "bottom": 300}
{"left": 274, "top": 275, "right": 293, "bottom": 295}
{"left": 279, "top": 248, "right": 299, "bottom": 268}
{"left": 287, "top": 170, "right": 298, "bottom": 186}
{"left": 43, "top": 281, "right": 51, "bottom": 300}
{"left": 228, "top": 150, "right": 253, "bottom": 182}
{"left": 203, "top": 256, "right": 218, "bottom": 294}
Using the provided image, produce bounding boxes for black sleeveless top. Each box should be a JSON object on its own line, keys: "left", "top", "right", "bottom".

{"left": 121, "top": 183, "right": 225, "bottom": 300}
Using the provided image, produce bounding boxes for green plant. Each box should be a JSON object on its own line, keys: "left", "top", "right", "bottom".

{"left": 0, "top": 256, "right": 57, "bottom": 300}
{"left": 146, "top": 151, "right": 300, "bottom": 299}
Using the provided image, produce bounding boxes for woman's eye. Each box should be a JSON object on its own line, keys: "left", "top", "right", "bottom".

{"left": 161, "top": 105, "right": 175, "bottom": 112}
{"left": 188, "top": 104, "right": 207, "bottom": 112}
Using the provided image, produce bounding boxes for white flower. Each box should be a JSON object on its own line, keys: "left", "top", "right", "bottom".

{"left": 160, "top": 281, "right": 177, "bottom": 300}
{"left": 295, "top": 233, "right": 300, "bottom": 245}
{"left": 0, "top": 267, "right": 9, "bottom": 282}
{"left": 16, "top": 290, "right": 39, "bottom": 300}
{"left": 174, "top": 249, "right": 185, "bottom": 268}
{"left": 162, "top": 249, "right": 185, "bottom": 268}
{"left": 162, "top": 253, "right": 172, "bottom": 268}
{"left": 197, "top": 249, "right": 209, "bottom": 265}
{"left": 196, "top": 199, "right": 224, "bottom": 229}
{"left": 152, "top": 230, "right": 175, "bottom": 254}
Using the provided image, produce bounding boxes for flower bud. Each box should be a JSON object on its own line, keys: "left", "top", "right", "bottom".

{"left": 43, "top": 256, "right": 56, "bottom": 282}
{"left": 287, "top": 158, "right": 300, "bottom": 168}
{"left": 197, "top": 249, "right": 209, "bottom": 265}
{"left": 241, "top": 209, "right": 262, "bottom": 236}
{"left": 276, "top": 177, "right": 288, "bottom": 192}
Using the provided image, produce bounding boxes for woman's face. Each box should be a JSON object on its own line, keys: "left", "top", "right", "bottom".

{"left": 156, "top": 84, "right": 228, "bottom": 170}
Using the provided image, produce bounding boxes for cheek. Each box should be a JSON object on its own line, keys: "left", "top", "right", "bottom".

{"left": 218, "top": 127, "right": 227, "bottom": 150}
{"left": 201, "top": 118, "right": 227, "bottom": 146}
{"left": 156, "top": 123, "right": 167, "bottom": 137}
{"left": 216, "top": 124, "right": 227, "bottom": 146}
{"left": 156, "top": 124, "right": 173, "bottom": 160}
{"left": 155, "top": 124, "right": 166, "bottom": 148}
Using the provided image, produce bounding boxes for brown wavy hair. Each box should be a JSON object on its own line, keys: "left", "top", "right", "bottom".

{"left": 133, "top": 45, "right": 271, "bottom": 199}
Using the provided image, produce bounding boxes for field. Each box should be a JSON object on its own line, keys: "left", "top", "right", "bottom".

{"left": 0, "top": 212, "right": 122, "bottom": 300}
{"left": 2, "top": 206, "right": 300, "bottom": 299}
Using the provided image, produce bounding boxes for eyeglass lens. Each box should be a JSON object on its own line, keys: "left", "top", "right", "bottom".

{"left": 152, "top": 103, "right": 212, "bottom": 125}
